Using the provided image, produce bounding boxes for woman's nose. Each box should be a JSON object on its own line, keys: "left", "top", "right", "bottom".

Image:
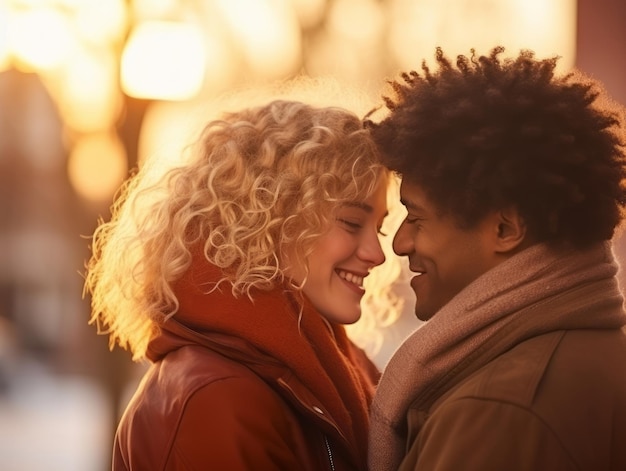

{"left": 359, "top": 230, "right": 386, "bottom": 266}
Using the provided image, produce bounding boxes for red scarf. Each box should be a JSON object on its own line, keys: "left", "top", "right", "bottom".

{"left": 169, "top": 252, "right": 376, "bottom": 467}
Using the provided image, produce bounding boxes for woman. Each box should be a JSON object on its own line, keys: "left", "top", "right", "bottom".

{"left": 84, "top": 99, "right": 391, "bottom": 470}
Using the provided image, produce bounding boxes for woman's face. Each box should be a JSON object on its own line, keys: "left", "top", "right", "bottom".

{"left": 288, "top": 178, "right": 388, "bottom": 324}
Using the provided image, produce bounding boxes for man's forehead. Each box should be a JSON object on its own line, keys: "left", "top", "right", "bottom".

{"left": 399, "top": 180, "right": 426, "bottom": 207}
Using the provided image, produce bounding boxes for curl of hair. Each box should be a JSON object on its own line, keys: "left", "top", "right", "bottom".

{"left": 84, "top": 100, "right": 388, "bottom": 359}
{"left": 366, "top": 46, "right": 626, "bottom": 248}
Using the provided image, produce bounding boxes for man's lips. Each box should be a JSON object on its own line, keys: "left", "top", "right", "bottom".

{"left": 409, "top": 269, "right": 425, "bottom": 289}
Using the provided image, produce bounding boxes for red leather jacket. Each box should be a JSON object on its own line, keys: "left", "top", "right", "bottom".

{"left": 112, "top": 261, "right": 380, "bottom": 470}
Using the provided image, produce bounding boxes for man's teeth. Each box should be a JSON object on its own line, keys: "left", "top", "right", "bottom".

{"left": 337, "top": 270, "right": 364, "bottom": 287}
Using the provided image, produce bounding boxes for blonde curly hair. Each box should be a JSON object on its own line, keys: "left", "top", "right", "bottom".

{"left": 84, "top": 100, "right": 392, "bottom": 360}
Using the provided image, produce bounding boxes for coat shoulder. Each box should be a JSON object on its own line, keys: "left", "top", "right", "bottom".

{"left": 411, "top": 328, "right": 626, "bottom": 471}
{"left": 115, "top": 345, "right": 305, "bottom": 470}
{"left": 444, "top": 328, "right": 626, "bottom": 408}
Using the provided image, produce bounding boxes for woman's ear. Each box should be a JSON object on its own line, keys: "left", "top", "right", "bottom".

{"left": 493, "top": 207, "right": 528, "bottom": 254}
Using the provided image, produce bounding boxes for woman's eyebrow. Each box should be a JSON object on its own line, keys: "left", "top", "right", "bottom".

{"left": 344, "top": 202, "right": 373, "bottom": 212}
{"left": 342, "top": 202, "right": 389, "bottom": 219}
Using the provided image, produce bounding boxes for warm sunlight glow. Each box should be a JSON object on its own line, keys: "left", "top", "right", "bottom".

{"left": 199, "top": 29, "right": 237, "bottom": 94}
{"left": 328, "top": 0, "right": 384, "bottom": 43}
{"left": 121, "top": 21, "right": 206, "bottom": 101}
{"left": 55, "top": 47, "right": 121, "bottom": 133}
{"left": 74, "top": 0, "right": 128, "bottom": 45}
{"left": 68, "top": 133, "right": 128, "bottom": 203}
{"left": 305, "top": 0, "right": 384, "bottom": 94}
{"left": 138, "top": 101, "right": 205, "bottom": 170}
{"left": 0, "top": 4, "right": 10, "bottom": 71}
{"left": 138, "top": 76, "right": 382, "bottom": 172}
{"left": 9, "top": 8, "right": 74, "bottom": 71}
{"left": 389, "top": 0, "right": 576, "bottom": 73}
{"left": 132, "top": 0, "right": 180, "bottom": 20}
{"left": 290, "top": 0, "right": 326, "bottom": 29}
{"left": 215, "top": 0, "right": 301, "bottom": 79}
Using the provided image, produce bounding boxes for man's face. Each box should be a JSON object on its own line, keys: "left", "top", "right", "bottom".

{"left": 394, "top": 179, "right": 500, "bottom": 320}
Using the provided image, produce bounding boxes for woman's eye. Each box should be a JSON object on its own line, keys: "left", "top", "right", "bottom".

{"left": 337, "top": 218, "right": 362, "bottom": 230}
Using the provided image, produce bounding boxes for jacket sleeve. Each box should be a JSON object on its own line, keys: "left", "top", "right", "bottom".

{"left": 167, "top": 374, "right": 311, "bottom": 470}
{"left": 401, "top": 397, "right": 579, "bottom": 471}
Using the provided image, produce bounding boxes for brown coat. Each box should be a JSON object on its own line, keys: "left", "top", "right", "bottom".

{"left": 401, "top": 327, "right": 626, "bottom": 470}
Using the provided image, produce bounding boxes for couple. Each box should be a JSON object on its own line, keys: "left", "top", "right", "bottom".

{"left": 85, "top": 47, "right": 626, "bottom": 470}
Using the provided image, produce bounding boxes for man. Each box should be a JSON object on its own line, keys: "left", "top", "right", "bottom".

{"left": 366, "top": 46, "right": 626, "bottom": 471}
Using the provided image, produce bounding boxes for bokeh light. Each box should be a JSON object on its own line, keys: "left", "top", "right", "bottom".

{"left": 67, "top": 132, "right": 127, "bottom": 203}
{"left": 389, "top": 0, "right": 576, "bottom": 72}
{"left": 9, "top": 7, "right": 74, "bottom": 71}
{"left": 51, "top": 46, "right": 122, "bottom": 133}
{"left": 121, "top": 21, "right": 206, "bottom": 101}
{"left": 73, "top": 0, "right": 128, "bottom": 46}
{"left": 214, "top": 0, "right": 302, "bottom": 79}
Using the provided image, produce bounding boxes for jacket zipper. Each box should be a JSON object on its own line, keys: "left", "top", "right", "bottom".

{"left": 277, "top": 378, "right": 344, "bottom": 470}
{"left": 324, "top": 434, "right": 335, "bottom": 471}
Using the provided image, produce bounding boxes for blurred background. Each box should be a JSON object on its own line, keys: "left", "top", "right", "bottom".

{"left": 0, "top": 0, "right": 624, "bottom": 469}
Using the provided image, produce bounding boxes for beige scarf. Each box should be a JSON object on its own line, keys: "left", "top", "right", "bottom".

{"left": 368, "top": 242, "right": 626, "bottom": 471}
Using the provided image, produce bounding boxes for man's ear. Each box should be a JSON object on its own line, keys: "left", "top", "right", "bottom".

{"left": 492, "top": 207, "right": 527, "bottom": 254}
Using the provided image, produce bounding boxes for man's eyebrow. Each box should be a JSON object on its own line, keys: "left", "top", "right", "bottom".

{"left": 400, "top": 198, "right": 420, "bottom": 211}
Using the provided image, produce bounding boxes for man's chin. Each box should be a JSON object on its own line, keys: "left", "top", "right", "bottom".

{"left": 414, "top": 304, "right": 435, "bottom": 322}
